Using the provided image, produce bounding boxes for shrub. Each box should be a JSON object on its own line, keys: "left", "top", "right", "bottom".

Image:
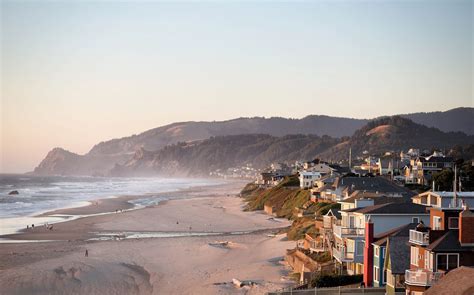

{"left": 309, "top": 274, "right": 363, "bottom": 288}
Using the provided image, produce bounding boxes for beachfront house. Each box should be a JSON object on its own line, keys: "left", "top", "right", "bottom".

{"left": 299, "top": 171, "right": 323, "bottom": 189}
{"left": 333, "top": 203, "right": 429, "bottom": 276}
{"left": 405, "top": 203, "right": 474, "bottom": 295}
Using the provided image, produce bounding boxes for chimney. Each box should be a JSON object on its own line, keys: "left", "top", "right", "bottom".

{"left": 363, "top": 216, "right": 374, "bottom": 287}
{"left": 459, "top": 205, "right": 474, "bottom": 246}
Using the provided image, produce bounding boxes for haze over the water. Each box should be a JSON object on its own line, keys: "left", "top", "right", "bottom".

{"left": 1, "top": 1, "right": 472, "bottom": 173}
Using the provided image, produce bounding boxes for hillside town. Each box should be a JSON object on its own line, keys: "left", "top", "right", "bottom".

{"left": 242, "top": 148, "right": 474, "bottom": 295}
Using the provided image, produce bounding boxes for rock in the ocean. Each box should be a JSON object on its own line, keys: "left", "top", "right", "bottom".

{"left": 8, "top": 190, "right": 19, "bottom": 195}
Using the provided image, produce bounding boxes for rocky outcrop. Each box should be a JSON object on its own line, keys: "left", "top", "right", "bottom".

{"left": 33, "top": 147, "right": 130, "bottom": 176}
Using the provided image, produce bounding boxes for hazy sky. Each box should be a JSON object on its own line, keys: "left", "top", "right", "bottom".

{"left": 1, "top": 0, "right": 473, "bottom": 173}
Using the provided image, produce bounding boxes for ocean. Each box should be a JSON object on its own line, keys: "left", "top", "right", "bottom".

{"left": 0, "top": 174, "right": 221, "bottom": 236}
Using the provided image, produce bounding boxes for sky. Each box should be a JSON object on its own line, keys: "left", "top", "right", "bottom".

{"left": 1, "top": 0, "right": 473, "bottom": 173}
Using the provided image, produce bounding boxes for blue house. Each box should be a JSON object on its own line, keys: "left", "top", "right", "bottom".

{"left": 371, "top": 223, "right": 418, "bottom": 287}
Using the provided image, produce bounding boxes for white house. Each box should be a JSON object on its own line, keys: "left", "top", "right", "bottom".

{"left": 299, "top": 171, "right": 323, "bottom": 189}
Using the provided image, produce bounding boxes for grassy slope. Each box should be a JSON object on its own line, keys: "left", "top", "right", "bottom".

{"left": 241, "top": 176, "right": 340, "bottom": 240}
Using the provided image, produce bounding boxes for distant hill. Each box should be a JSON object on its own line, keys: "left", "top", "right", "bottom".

{"left": 402, "top": 107, "right": 474, "bottom": 135}
{"left": 33, "top": 107, "right": 474, "bottom": 176}
{"left": 109, "top": 117, "right": 474, "bottom": 177}
{"left": 317, "top": 116, "right": 474, "bottom": 161}
{"left": 109, "top": 134, "right": 340, "bottom": 176}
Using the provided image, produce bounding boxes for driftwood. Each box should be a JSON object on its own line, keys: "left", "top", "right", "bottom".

{"left": 232, "top": 278, "right": 258, "bottom": 288}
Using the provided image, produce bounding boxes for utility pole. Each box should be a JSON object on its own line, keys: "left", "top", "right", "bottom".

{"left": 453, "top": 165, "right": 458, "bottom": 207}
{"left": 349, "top": 147, "right": 352, "bottom": 170}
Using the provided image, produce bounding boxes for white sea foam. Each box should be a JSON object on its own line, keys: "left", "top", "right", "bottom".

{"left": 0, "top": 175, "right": 223, "bottom": 236}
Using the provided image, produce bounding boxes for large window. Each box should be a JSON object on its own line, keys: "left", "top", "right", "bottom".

{"left": 411, "top": 247, "right": 419, "bottom": 266}
{"left": 386, "top": 269, "right": 394, "bottom": 287}
{"left": 424, "top": 251, "right": 430, "bottom": 269}
{"left": 436, "top": 254, "right": 459, "bottom": 271}
{"left": 433, "top": 216, "right": 442, "bottom": 230}
{"left": 374, "top": 266, "right": 379, "bottom": 282}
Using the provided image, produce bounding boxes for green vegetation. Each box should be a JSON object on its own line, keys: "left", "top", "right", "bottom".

{"left": 243, "top": 176, "right": 342, "bottom": 241}
{"left": 240, "top": 182, "right": 261, "bottom": 197}
{"left": 432, "top": 169, "right": 455, "bottom": 191}
{"left": 309, "top": 274, "right": 363, "bottom": 288}
{"left": 243, "top": 175, "right": 310, "bottom": 219}
{"left": 287, "top": 217, "right": 318, "bottom": 240}
{"left": 431, "top": 159, "right": 474, "bottom": 191}
{"left": 301, "top": 249, "right": 332, "bottom": 263}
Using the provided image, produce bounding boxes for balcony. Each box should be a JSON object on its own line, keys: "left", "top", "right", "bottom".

{"left": 332, "top": 247, "right": 354, "bottom": 262}
{"left": 333, "top": 225, "right": 365, "bottom": 238}
{"left": 309, "top": 241, "right": 327, "bottom": 252}
{"left": 405, "top": 269, "right": 443, "bottom": 286}
{"left": 409, "top": 229, "right": 429, "bottom": 246}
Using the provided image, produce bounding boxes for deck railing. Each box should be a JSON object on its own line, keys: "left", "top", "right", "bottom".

{"left": 405, "top": 269, "right": 443, "bottom": 286}
{"left": 409, "top": 229, "right": 429, "bottom": 246}
{"left": 333, "top": 225, "right": 365, "bottom": 238}
{"left": 332, "top": 247, "right": 354, "bottom": 262}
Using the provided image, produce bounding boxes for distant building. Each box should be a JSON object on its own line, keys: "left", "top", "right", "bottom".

{"left": 312, "top": 176, "right": 415, "bottom": 203}
{"left": 299, "top": 171, "right": 323, "bottom": 189}
{"left": 405, "top": 153, "right": 454, "bottom": 185}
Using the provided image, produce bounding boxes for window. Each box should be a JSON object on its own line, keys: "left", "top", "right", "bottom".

{"left": 375, "top": 246, "right": 379, "bottom": 257}
{"left": 436, "top": 254, "right": 459, "bottom": 271}
{"left": 449, "top": 217, "right": 459, "bottom": 229}
{"left": 412, "top": 217, "right": 419, "bottom": 224}
{"left": 356, "top": 241, "right": 364, "bottom": 256}
{"left": 433, "top": 216, "right": 442, "bottom": 230}
{"left": 429, "top": 253, "right": 434, "bottom": 270}
{"left": 411, "top": 247, "right": 419, "bottom": 266}
{"left": 386, "top": 269, "right": 394, "bottom": 287}
{"left": 374, "top": 266, "right": 379, "bottom": 282}
{"left": 424, "top": 251, "right": 430, "bottom": 269}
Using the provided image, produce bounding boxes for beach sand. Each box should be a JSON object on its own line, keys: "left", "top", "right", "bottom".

{"left": 0, "top": 181, "right": 295, "bottom": 294}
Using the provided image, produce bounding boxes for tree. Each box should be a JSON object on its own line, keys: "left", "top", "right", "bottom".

{"left": 432, "top": 169, "right": 454, "bottom": 191}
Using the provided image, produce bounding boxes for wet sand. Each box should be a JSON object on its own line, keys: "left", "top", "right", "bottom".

{"left": 0, "top": 181, "right": 295, "bottom": 294}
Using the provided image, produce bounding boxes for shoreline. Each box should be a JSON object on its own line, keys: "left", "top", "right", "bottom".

{"left": 0, "top": 180, "right": 294, "bottom": 294}
{"left": 0, "top": 180, "right": 245, "bottom": 237}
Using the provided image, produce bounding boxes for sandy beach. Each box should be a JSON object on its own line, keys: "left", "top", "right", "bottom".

{"left": 0, "top": 181, "right": 295, "bottom": 295}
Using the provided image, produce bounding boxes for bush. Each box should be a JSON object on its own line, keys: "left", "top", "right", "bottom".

{"left": 309, "top": 274, "right": 363, "bottom": 288}
{"left": 281, "top": 175, "right": 300, "bottom": 187}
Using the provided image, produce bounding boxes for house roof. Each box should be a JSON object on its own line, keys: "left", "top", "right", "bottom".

{"left": 417, "top": 156, "right": 454, "bottom": 163}
{"left": 325, "top": 208, "right": 342, "bottom": 219}
{"left": 341, "top": 190, "right": 410, "bottom": 205}
{"left": 427, "top": 230, "right": 474, "bottom": 252}
{"left": 426, "top": 191, "right": 474, "bottom": 198}
{"left": 347, "top": 202, "right": 429, "bottom": 215}
{"left": 386, "top": 236, "right": 410, "bottom": 274}
{"left": 335, "top": 176, "right": 415, "bottom": 197}
{"left": 373, "top": 223, "right": 418, "bottom": 246}
{"left": 424, "top": 266, "right": 474, "bottom": 295}
{"left": 328, "top": 164, "right": 351, "bottom": 174}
